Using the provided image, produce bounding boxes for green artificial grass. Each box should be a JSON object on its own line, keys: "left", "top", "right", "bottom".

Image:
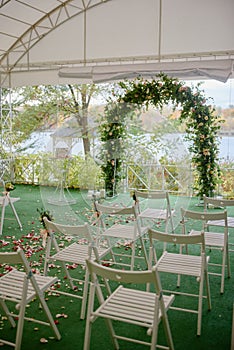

{"left": 0, "top": 184, "right": 233, "bottom": 349}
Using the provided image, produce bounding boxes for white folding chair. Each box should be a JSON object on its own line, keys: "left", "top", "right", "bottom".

{"left": 43, "top": 217, "right": 111, "bottom": 319}
{"left": 95, "top": 202, "right": 148, "bottom": 270}
{"left": 134, "top": 190, "right": 175, "bottom": 233}
{"left": 181, "top": 208, "right": 231, "bottom": 294}
{"left": 0, "top": 179, "right": 22, "bottom": 235}
{"left": 0, "top": 248, "right": 61, "bottom": 350}
{"left": 204, "top": 195, "right": 234, "bottom": 253}
{"left": 148, "top": 229, "right": 211, "bottom": 336}
{"left": 84, "top": 259, "right": 175, "bottom": 350}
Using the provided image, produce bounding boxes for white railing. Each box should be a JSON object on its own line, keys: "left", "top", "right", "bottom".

{"left": 124, "top": 163, "right": 194, "bottom": 196}
{"left": 1, "top": 156, "right": 234, "bottom": 197}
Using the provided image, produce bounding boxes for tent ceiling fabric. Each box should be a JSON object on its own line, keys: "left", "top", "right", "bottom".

{"left": 0, "top": 0, "right": 234, "bottom": 87}
{"left": 58, "top": 59, "right": 233, "bottom": 83}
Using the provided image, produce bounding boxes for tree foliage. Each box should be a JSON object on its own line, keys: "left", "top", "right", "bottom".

{"left": 3, "top": 84, "right": 108, "bottom": 157}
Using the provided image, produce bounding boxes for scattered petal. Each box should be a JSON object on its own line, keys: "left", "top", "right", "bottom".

{"left": 40, "top": 338, "right": 48, "bottom": 343}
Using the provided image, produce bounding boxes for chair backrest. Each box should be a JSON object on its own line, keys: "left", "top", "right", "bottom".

{"left": 181, "top": 207, "right": 228, "bottom": 232}
{"left": 203, "top": 195, "right": 234, "bottom": 209}
{"left": 134, "top": 190, "right": 169, "bottom": 201}
{"left": 95, "top": 202, "right": 138, "bottom": 217}
{"left": 43, "top": 217, "right": 93, "bottom": 242}
{"left": 148, "top": 228, "right": 206, "bottom": 249}
{"left": 0, "top": 248, "right": 28, "bottom": 266}
{"left": 134, "top": 189, "right": 172, "bottom": 215}
{"left": 86, "top": 258, "right": 163, "bottom": 293}
{"left": 148, "top": 228, "right": 207, "bottom": 267}
{"left": 94, "top": 202, "right": 140, "bottom": 235}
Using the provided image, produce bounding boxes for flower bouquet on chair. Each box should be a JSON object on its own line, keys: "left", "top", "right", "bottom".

{"left": 4, "top": 182, "right": 15, "bottom": 193}
{"left": 37, "top": 208, "right": 54, "bottom": 247}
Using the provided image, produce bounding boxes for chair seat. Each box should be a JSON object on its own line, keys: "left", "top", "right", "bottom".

{"left": 93, "top": 285, "right": 174, "bottom": 326}
{"left": 0, "top": 268, "right": 58, "bottom": 303}
{"left": 0, "top": 196, "right": 20, "bottom": 206}
{"left": 157, "top": 251, "right": 204, "bottom": 277}
{"left": 190, "top": 229, "right": 225, "bottom": 247}
{"left": 207, "top": 217, "right": 234, "bottom": 228}
{"left": 101, "top": 224, "right": 142, "bottom": 240}
{"left": 50, "top": 242, "right": 109, "bottom": 264}
{"left": 139, "top": 208, "right": 170, "bottom": 220}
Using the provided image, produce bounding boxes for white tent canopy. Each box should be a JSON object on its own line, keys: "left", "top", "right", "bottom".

{"left": 0, "top": 0, "right": 234, "bottom": 87}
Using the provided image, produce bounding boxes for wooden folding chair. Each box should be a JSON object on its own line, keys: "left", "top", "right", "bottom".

{"left": 203, "top": 195, "right": 234, "bottom": 253}
{"left": 134, "top": 190, "right": 175, "bottom": 233}
{"left": 0, "top": 248, "right": 61, "bottom": 350}
{"left": 0, "top": 179, "right": 22, "bottom": 235}
{"left": 95, "top": 202, "right": 148, "bottom": 270}
{"left": 43, "top": 217, "right": 111, "bottom": 319}
{"left": 181, "top": 207, "right": 231, "bottom": 294}
{"left": 148, "top": 229, "right": 211, "bottom": 336}
{"left": 84, "top": 259, "right": 175, "bottom": 350}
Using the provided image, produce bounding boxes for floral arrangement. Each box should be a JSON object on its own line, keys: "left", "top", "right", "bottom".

{"left": 5, "top": 182, "right": 15, "bottom": 192}
{"left": 37, "top": 208, "right": 53, "bottom": 247}
{"left": 99, "top": 73, "right": 222, "bottom": 198}
{"left": 37, "top": 208, "right": 53, "bottom": 228}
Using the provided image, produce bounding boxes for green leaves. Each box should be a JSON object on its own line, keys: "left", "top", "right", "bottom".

{"left": 100, "top": 73, "right": 222, "bottom": 198}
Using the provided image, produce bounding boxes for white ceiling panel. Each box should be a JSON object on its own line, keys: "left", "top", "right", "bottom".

{"left": 0, "top": 0, "right": 233, "bottom": 87}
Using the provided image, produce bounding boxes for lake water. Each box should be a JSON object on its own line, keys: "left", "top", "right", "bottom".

{"left": 20, "top": 132, "right": 234, "bottom": 162}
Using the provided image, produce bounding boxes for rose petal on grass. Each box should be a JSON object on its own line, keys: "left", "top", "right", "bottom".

{"left": 40, "top": 338, "right": 48, "bottom": 343}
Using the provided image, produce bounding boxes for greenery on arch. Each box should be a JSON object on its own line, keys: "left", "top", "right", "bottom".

{"left": 99, "top": 73, "right": 223, "bottom": 198}
{"left": 98, "top": 101, "right": 136, "bottom": 196}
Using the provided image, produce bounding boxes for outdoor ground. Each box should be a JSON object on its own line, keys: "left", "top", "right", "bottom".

{"left": 0, "top": 184, "right": 233, "bottom": 350}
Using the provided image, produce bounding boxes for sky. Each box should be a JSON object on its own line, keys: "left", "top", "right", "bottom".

{"left": 187, "top": 78, "right": 233, "bottom": 108}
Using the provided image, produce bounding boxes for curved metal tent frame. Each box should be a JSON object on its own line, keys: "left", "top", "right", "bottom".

{"left": 0, "top": 0, "right": 233, "bottom": 87}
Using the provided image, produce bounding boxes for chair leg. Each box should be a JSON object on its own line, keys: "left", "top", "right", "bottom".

{"left": 226, "top": 243, "right": 231, "bottom": 278}
{"left": 83, "top": 283, "right": 94, "bottom": 350}
{"left": 37, "top": 292, "right": 61, "bottom": 340}
{"left": 150, "top": 297, "right": 159, "bottom": 350}
{"left": 161, "top": 312, "right": 175, "bottom": 350}
{"left": 84, "top": 283, "right": 119, "bottom": 350}
{"left": 205, "top": 268, "right": 212, "bottom": 311}
{"left": 104, "top": 318, "right": 120, "bottom": 349}
{"left": 107, "top": 237, "right": 117, "bottom": 264}
{"left": 83, "top": 320, "right": 92, "bottom": 350}
{"left": 0, "top": 299, "right": 16, "bottom": 328}
{"left": 169, "top": 217, "right": 175, "bottom": 234}
{"left": 197, "top": 272, "right": 204, "bottom": 336}
{"left": 0, "top": 202, "right": 6, "bottom": 235}
{"left": 221, "top": 247, "right": 227, "bottom": 294}
{"left": 61, "top": 261, "right": 75, "bottom": 289}
{"left": 15, "top": 276, "right": 29, "bottom": 350}
{"left": 130, "top": 240, "right": 136, "bottom": 270}
{"left": 197, "top": 265, "right": 212, "bottom": 336}
{"left": 176, "top": 274, "right": 181, "bottom": 288}
{"left": 139, "top": 235, "right": 149, "bottom": 266}
{"left": 8, "top": 197, "right": 22, "bottom": 230}
{"left": 80, "top": 269, "right": 90, "bottom": 320}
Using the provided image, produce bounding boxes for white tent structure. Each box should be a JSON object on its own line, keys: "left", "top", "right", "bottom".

{"left": 0, "top": 0, "right": 234, "bottom": 88}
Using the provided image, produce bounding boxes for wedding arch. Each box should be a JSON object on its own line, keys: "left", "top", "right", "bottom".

{"left": 99, "top": 73, "right": 223, "bottom": 198}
